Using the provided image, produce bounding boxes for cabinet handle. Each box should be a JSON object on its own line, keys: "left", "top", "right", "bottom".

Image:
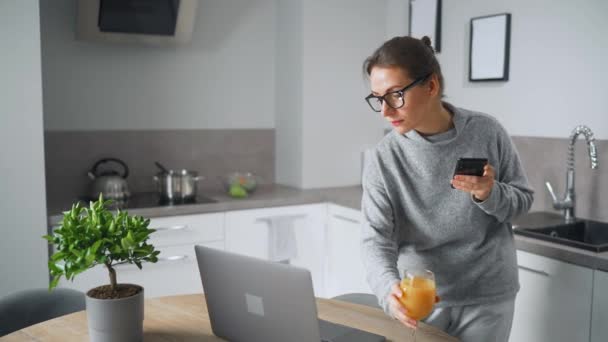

{"left": 113, "top": 255, "right": 189, "bottom": 269}
{"left": 332, "top": 214, "right": 360, "bottom": 224}
{"left": 158, "top": 255, "right": 188, "bottom": 263}
{"left": 153, "top": 225, "right": 189, "bottom": 232}
{"left": 518, "top": 265, "right": 550, "bottom": 277}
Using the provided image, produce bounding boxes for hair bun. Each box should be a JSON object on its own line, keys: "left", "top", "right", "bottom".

{"left": 421, "top": 36, "right": 435, "bottom": 53}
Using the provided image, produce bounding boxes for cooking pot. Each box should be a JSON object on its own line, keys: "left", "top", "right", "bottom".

{"left": 154, "top": 169, "right": 201, "bottom": 202}
{"left": 88, "top": 158, "right": 131, "bottom": 201}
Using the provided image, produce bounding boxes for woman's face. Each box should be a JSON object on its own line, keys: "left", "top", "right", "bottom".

{"left": 369, "top": 66, "right": 435, "bottom": 135}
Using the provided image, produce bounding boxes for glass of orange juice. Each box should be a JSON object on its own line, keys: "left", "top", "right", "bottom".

{"left": 399, "top": 269, "right": 436, "bottom": 321}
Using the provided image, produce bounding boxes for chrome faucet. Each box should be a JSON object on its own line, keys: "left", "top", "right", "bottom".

{"left": 546, "top": 125, "right": 599, "bottom": 223}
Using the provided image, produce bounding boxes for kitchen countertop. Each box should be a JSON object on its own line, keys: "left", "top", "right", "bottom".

{"left": 47, "top": 184, "right": 363, "bottom": 226}
{"left": 47, "top": 184, "right": 608, "bottom": 272}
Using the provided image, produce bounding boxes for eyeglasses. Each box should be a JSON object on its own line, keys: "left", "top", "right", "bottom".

{"left": 364, "top": 74, "right": 431, "bottom": 112}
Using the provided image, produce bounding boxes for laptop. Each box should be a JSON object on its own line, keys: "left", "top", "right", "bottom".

{"left": 194, "top": 245, "right": 386, "bottom": 342}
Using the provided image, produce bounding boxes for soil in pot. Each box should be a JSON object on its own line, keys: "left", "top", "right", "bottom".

{"left": 87, "top": 284, "right": 142, "bottom": 299}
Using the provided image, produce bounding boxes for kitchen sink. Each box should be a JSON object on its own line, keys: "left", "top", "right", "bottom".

{"left": 513, "top": 219, "right": 608, "bottom": 252}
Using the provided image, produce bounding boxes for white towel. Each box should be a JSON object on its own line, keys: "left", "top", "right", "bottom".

{"left": 256, "top": 215, "right": 304, "bottom": 263}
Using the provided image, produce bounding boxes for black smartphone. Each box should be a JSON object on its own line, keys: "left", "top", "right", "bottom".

{"left": 451, "top": 158, "right": 488, "bottom": 188}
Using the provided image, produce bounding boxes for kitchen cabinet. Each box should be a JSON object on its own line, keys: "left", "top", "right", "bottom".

{"left": 509, "top": 250, "right": 593, "bottom": 342}
{"left": 58, "top": 212, "right": 225, "bottom": 298}
{"left": 224, "top": 204, "right": 327, "bottom": 297}
{"left": 324, "top": 204, "right": 371, "bottom": 298}
{"left": 591, "top": 270, "right": 608, "bottom": 342}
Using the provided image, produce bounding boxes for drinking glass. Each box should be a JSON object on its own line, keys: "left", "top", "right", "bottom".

{"left": 399, "top": 269, "right": 436, "bottom": 340}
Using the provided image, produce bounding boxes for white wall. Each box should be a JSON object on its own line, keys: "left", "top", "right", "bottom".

{"left": 41, "top": 0, "right": 276, "bottom": 130}
{"left": 385, "top": 0, "right": 410, "bottom": 40}
{"left": 299, "top": 0, "right": 388, "bottom": 188}
{"left": 275, "top": 0, "right": 304, "bottom": 187}
{"left": 0, "top": 0, "right": 49, "bottom": 296}
{"left": 437, "top": 0, "right": 608, "bottom": 139}
{"left": 274, "top": 0, "right": 388, "bottom": 189}
{"left": 40, "top": 0, "right": 608, "bottom": 190}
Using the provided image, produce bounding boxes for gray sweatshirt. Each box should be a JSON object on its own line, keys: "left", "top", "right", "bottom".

{"left": 361, "top": 103, "right": 534, "bottom": 314}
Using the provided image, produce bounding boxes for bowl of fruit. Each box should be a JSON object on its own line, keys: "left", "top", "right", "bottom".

{"left": 222, "top": 172, "right": 258, "bottom": 198}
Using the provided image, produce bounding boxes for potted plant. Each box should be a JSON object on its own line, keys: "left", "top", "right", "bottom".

{"left": 43, "top": 194, "right": 160, "bottom": 342}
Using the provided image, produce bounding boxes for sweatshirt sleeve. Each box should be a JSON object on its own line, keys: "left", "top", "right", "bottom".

{"left": 360, "top": 152, "right": 401, "bottom": 315}
{"left": 474, "top": 120, "right": 535, "bottom": 223}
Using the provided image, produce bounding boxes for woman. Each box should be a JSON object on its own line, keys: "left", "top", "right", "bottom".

{"left": 360, "top": 36, "right": 534, "bottom": 341}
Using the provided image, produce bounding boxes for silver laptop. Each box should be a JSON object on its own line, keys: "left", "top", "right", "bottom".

{"left": 195, "top": 245, "right": 386, "bottom": 342}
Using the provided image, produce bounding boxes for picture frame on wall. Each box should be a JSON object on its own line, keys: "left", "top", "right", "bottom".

{"left": 469, "top": 13, "right": 511, "bottom": 82}
{"left": 409, "top": 0, "right": 441, "bottom": 52}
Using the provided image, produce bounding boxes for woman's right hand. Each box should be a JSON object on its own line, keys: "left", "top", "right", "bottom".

{"left": 387, "top": 282, "right": 418, "bottom": 329}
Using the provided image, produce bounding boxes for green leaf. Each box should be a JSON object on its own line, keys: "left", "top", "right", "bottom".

{"left": 85, "top": 248, "right": 95, "bottom": 264}
{"left": 108, "top": 220, "right": 116, "bottom": 234}
{"left": 70, "top": 248, "right": 84, "bottom": 259}
{"left": 126, "top": 231, "right": 135, "bottom": 245}
{"left": 48, "top": 262, "right": 64, "bottom": 275}
{"left": 49, "top": 276, "right": 60, "bottom": 290}
{"left": 135, "top": 261, "right": 142, "bottom": 269}
{"left": 134, "top": 246, "right": 152, "bottom": 254}
{"left": 91, "top": 240, "right": 103, "bottom": 254}
{"left": 121, "top": 238, "right": 130, "bottom": 251}
{"left": 50, "top": 251, "right": 65, "bottom": 262}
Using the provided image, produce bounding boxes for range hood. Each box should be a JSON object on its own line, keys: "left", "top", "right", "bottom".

{"left": 76, "top": 0, "right": 198, "bottom": 46}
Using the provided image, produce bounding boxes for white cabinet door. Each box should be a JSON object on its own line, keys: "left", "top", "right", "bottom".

{"left": 224, "top": 204, "right": 327, "bottom": 297}
{"left": 592, "top": 270, "right": 608, "bottom": 342}
{"left": 58, "top": 212, "right": 225, "bottom": 298}
{"left": 324, "top": 204, "right": 371, "bottom": 298}
{"left": 509, "top": 250, "right": 593, "bottom": 342}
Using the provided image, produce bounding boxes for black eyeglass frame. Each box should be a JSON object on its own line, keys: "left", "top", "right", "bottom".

{"left": 364, "top": 73, "right": 432, "bottom": 112}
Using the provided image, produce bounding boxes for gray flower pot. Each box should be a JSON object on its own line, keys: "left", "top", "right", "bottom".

{"left": 85, "top": 285, "right": 144, "bottom": 342}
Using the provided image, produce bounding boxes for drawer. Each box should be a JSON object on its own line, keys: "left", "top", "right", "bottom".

{"left": 115, "top": 242, "right": 224, "bottom": 297}
{"left": 148, "top": 213, "right": 224, "bottom": 247}
{"left": 60, "top": 241, "right": 224, "bottom": 297}
{"left": 114, "top": 241, "right": 224, "bottom": 272}
{"left": 327, "top": 204, "right": 362, "bottom": 224}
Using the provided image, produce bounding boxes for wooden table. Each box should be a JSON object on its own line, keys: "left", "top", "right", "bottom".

{"left": 1, "top": 294, "right": 458, "bottom": 342}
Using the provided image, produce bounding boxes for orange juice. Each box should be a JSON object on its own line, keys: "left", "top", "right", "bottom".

{"left": 399, "top": 276, "right": 436, "bottom": 320}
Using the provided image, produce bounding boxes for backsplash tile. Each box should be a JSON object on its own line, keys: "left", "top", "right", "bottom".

{"left": 512, "top": 136, "right": 607, "bottom": 222}
{"left": 44, "top": 129, "right": 275, "bottom": 207}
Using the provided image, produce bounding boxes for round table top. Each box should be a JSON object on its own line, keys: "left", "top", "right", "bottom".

{"left": 1, "top": 294, "right": 457, "bottom": 342}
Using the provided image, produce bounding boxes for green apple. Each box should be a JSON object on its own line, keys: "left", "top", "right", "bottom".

{"left": 229, "top": 184, "right": 248, "bottom": 198}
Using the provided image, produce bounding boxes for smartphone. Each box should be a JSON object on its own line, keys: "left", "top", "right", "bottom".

{"left": 451, "top": 158, "right": 488, "bottom": 188}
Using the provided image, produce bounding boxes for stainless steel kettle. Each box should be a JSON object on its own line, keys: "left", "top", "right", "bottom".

{"left": 88, "top": 158, "right": 131, "bottom": 201}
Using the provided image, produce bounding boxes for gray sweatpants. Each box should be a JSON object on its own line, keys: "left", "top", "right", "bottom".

{"left": 423, "top": 297, "right": 515, "bottom": 342}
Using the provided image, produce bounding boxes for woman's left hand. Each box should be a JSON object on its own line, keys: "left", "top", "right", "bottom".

{"left": 451, "top": 164, "right": 495, "bottom": 202}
